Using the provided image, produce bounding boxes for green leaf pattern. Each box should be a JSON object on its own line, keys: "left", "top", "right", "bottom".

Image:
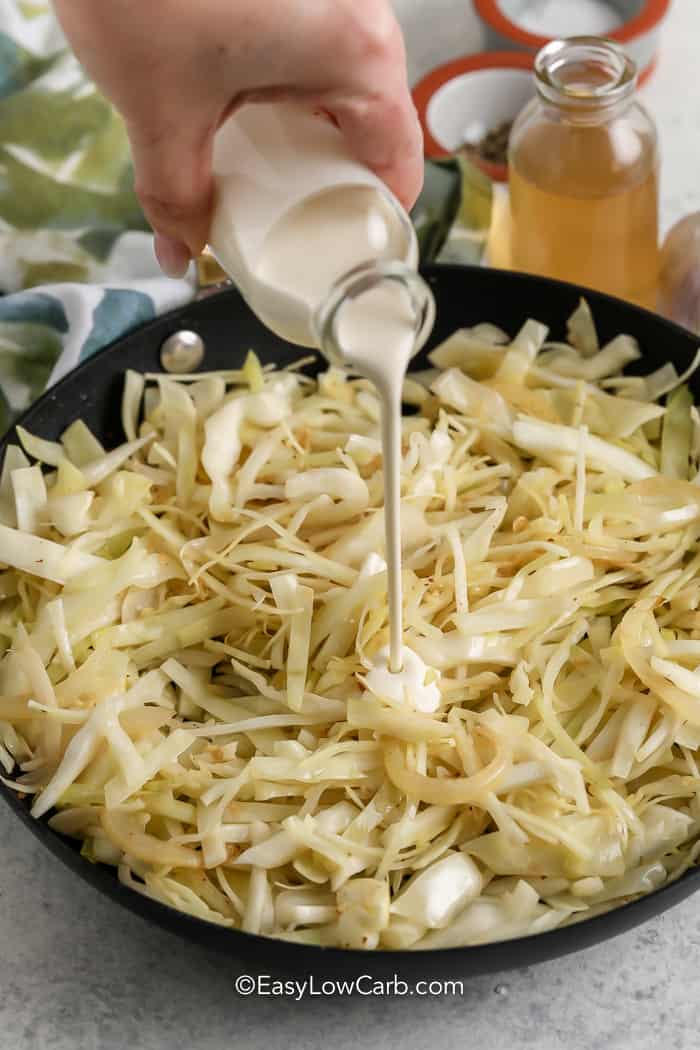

{"left": 0, "top": 0, "right": 194, "bottom": 429}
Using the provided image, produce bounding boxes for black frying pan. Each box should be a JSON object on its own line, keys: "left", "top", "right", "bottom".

{"left": 2, "top": 263, "right": 700, "bottom": 978}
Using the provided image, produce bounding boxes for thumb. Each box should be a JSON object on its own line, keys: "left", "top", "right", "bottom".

{"left": 127, "top": 117, "right": 215, "bottom": 277}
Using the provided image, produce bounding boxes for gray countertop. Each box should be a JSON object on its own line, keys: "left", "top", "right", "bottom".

{"left": 3, "top": 803, "right": 700, "bottom": 1050}
{"left": 4, "top": 2, "right": 700, "bottom": 1048}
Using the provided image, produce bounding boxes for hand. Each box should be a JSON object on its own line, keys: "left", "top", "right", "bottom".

{"left": 53, "top": 0, "right": 423, "bottom": 277}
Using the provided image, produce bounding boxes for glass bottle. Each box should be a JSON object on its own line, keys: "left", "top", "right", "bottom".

{"left": 509, "top": 37, "right": 660, "bottom": 310}
{"left": 208, "top": 102, "right": 435, "bottom": 362}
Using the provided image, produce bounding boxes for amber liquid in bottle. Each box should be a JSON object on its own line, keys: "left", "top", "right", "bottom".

{"left": 509, "top": 39, "right": 660, "bottom": 310}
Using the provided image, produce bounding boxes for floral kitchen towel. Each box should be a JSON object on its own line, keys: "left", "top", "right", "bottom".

{"left": 0, "top": 0, "right": 195, "bottom": 433}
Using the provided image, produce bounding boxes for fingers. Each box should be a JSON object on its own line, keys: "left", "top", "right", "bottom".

{"left": 318, "top": 5, "right": 424, "bottom": 210}
{"left": 329, "top": 89, "right": 424, "bottom": 212}
{"left": 127, "top": 116, "right": 216, "bottom": 274}
{"left": 153, "top": 234, "right": 193, "bottom": 280}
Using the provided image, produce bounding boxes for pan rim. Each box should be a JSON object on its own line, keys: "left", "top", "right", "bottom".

{"left": 2, "top": 262, "right": 700, "bottom": 973}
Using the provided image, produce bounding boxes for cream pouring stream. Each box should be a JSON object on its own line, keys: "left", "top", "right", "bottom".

{"left": 334, "top": 283, "right": 416, "bottom": 673}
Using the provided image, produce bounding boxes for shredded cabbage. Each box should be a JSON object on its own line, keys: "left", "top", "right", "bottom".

{"left": 3, "top": 302, "right": 700, "bottom": 952}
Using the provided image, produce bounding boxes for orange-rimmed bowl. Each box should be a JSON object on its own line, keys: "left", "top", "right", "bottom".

{"left": 473, "top": 0, "right": 671, "bottom": 84}
{"left": 413, "top": 51, "right": 535, "bottom": 180}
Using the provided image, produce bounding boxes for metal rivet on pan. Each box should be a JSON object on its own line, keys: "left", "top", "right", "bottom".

{"left": 160, "top": 330, "right": 205, "bottom": 373}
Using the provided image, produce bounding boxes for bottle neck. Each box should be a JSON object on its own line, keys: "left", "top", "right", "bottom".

{"left": 313, "top": 261, "right": 436, "bottom": 368}
{"left": 534, "top": 36, "right": 638, "bottom": 126}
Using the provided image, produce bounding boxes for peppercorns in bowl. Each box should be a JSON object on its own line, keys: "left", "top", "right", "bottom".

{"left": 412, "top": 51, "right": 535, "bottom": 182}
{"left": 462, "top": 119, "right": 513, "bottom": 181}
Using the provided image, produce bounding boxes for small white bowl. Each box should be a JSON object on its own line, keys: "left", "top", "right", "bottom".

{"left": 413, "top": 52, "right": 535, "bottom": 180}
{"left": 473, "top": 0, "right": 671, "bottom": 84}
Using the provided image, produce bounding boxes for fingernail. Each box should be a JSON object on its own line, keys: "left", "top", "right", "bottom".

{"left": 155, "top": 233, "right": 191, "bottom": 279}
